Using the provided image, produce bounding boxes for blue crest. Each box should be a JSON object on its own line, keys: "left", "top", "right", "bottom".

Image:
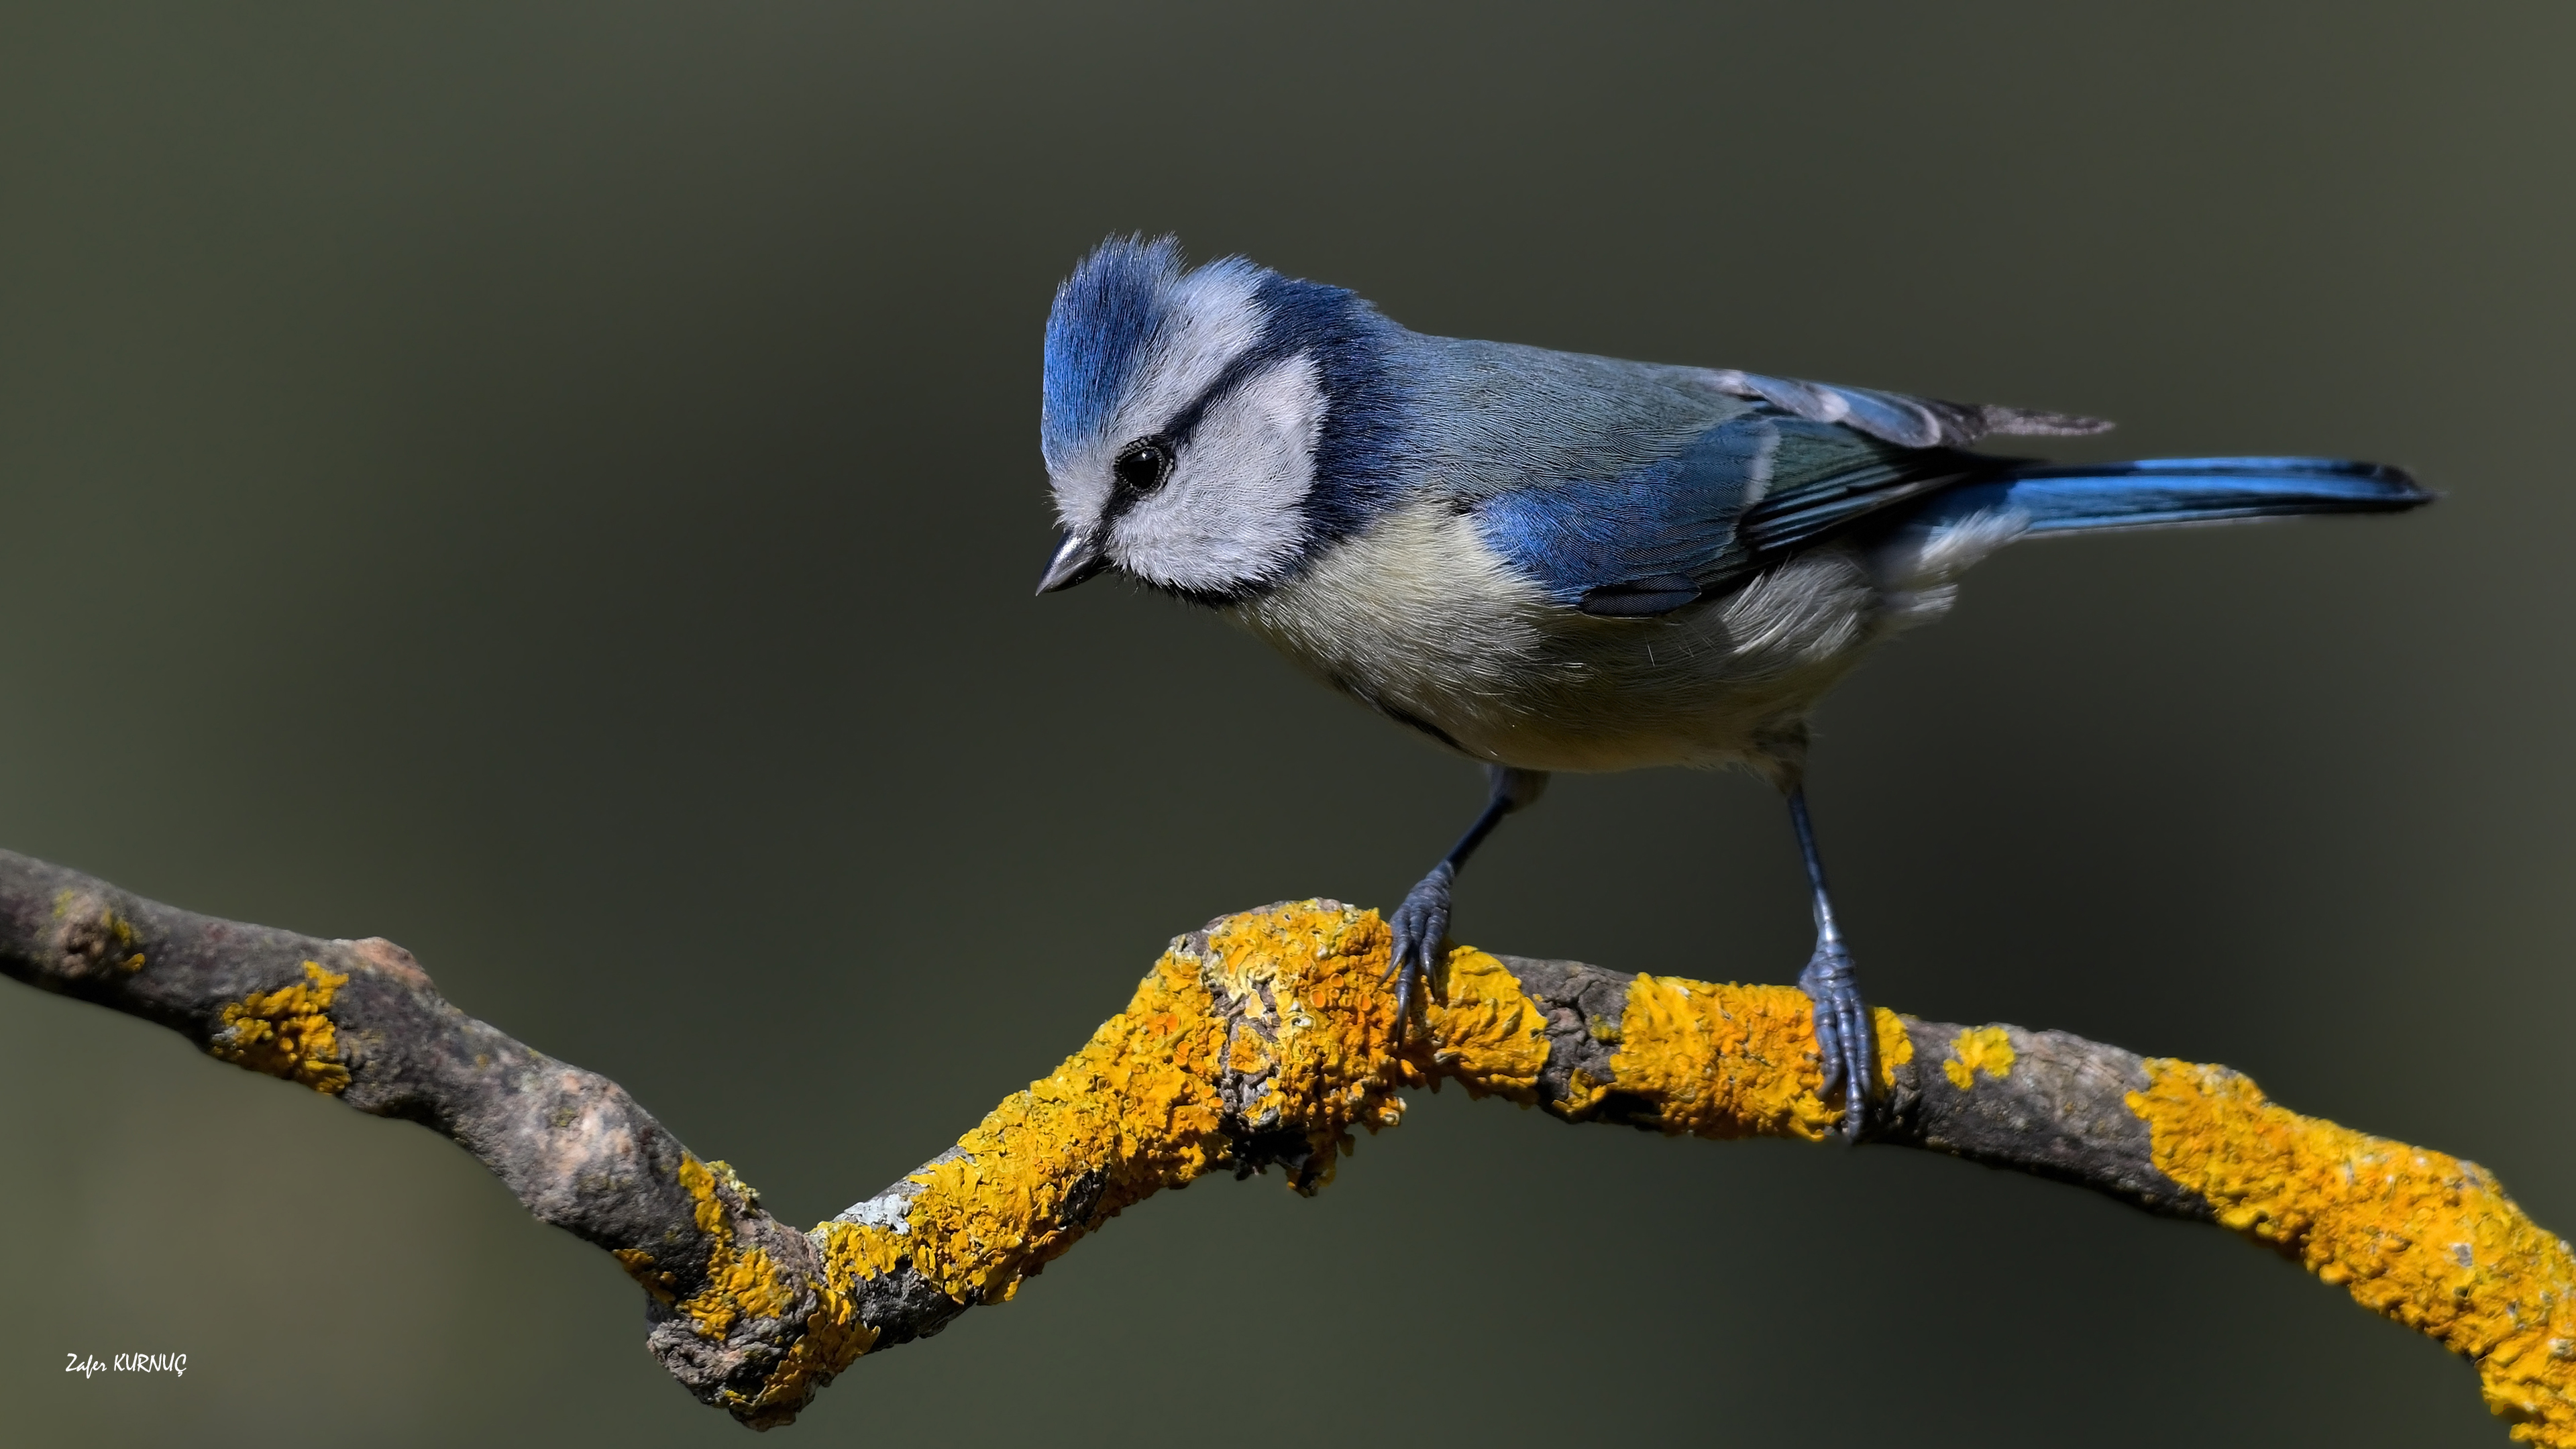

{"left": 1041, "top": 235, "right": 1183, "bottom": 471}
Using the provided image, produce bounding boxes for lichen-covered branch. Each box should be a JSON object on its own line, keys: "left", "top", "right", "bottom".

{"left": 2, "top": 854, "right": 2568, "bottom": 1443}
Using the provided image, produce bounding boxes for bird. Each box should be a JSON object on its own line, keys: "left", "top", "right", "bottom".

{"left": 1030, "top": 235, "right": 2428, "bottom": 1138}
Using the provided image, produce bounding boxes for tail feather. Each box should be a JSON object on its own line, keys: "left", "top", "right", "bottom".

{"left": 1918, "top": 457, "right": 2431, "bottom": 535}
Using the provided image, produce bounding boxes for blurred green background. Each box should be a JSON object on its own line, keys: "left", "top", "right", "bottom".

{"left": 2, "top": 3, "right": 2567, "bottom": 1444}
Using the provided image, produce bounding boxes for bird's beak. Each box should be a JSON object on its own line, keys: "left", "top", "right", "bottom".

{"left": 1034, "top": 531, "right": 1109, "bottom": 594}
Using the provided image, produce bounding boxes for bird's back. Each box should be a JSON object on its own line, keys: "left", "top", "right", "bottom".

{"left": 1385, "top": 334, "right": 1759, "bottom": 500}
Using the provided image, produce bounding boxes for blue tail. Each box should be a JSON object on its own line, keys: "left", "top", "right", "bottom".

{"left": 1919, "top": 456, "right": 2430, "bottom": 535}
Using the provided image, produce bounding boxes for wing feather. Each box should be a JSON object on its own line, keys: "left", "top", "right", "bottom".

{"left": 1697, "top": 369, "right": 2111, "bottom": 448}
{"left": 1474, "top": 410, "right": 2019, "bottom": 615}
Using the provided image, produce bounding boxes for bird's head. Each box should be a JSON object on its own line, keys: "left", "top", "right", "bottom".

{"left": 1035, "top": 235, "right": 1404, "bottom": 604}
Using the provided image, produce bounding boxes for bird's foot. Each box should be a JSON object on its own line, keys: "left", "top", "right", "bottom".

{"left": 1798, "top": 940, "right": 1881, "bottom": 1142}
{"left": 1383, "top": 861, "right": 1455, "bottom": 1044}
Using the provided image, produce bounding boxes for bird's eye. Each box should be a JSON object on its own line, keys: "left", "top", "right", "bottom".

{"left": 1112, "top": 439, "right": 1174, "bottom": 494}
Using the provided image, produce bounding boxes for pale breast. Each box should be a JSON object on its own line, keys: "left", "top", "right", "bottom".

{"left": 1230, "top": 499, "right": 1904, "bottom": 775}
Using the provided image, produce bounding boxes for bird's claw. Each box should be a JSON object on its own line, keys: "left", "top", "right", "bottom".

{"left": 1798, "top": 941, "right": 1880, "bottom": 1142}
{"left": 1385, "top": 861, "right": 1455, "bottom": 1042}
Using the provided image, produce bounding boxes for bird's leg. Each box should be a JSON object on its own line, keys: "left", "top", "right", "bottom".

{"left": 1387, "top": 765, "right": 1548, "bottom": 1040}
{"left": 1786, "top": 784, "right": 1880, "bottom": 1141}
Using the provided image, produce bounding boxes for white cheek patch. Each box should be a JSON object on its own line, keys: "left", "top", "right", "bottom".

{"left": 1046, "top": 262, "right": 1269, "bottom": 539}
{"left": 1112, "top": 352, "right": 1324, "bottom": 593}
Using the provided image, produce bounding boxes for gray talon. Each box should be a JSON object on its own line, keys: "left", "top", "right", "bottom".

{"left": 1387, "top": 861, "right": 1456, "bottom": 1038}
{"left": 1798, "top": 942, "right": 1880, "bottom": 1140}
{"left": 1383, "top": 767, "right": 1545, "bottom": 1050}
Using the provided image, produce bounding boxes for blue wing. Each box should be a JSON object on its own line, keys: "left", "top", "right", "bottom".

{"left": 1475, "top": 409, "right": 2000, "bottom": 614}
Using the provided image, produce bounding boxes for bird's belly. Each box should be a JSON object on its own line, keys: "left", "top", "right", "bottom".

{"left": 1230, "top": 503, "right": 1892, "bottom": 774}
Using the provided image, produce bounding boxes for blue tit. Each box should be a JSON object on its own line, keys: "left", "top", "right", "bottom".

{"left": 1032, "top": 235, "right": 2427, "bottom": 1137}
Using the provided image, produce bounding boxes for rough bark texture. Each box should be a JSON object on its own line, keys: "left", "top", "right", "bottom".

{"left": 1501, "top": 953, "right": 2207, "bottom": 1216}
{"left": 3, "top": 857, "right": 2567, "bottom": 1444}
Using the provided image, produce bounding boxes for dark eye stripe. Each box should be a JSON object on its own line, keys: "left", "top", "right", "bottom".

{"left": 1158, "top": 335, "right": 1302, "bottom": 451}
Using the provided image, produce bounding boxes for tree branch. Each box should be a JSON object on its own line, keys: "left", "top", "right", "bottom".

{"left": 2, "top": 851, "right": 2567, "bottom": 1442}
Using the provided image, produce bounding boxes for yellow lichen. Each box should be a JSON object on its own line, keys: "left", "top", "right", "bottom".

{"left": 207, "top": 962, "right": 352, "bottom": 1093}
{"left": 1604, "top": 974, "right": 1843, "bottom": 1140}
{"left": 675, "top": 1156, "right": 797, "bottom": 1337}
{"left": 2129, "top": 1060, "right": 2576, "bottom": 1446}
{"left": 612, "top": 1247, "right": 679, "bottom": 1305}
{"left": 666, "top": 1153, "right": 880, "bottom": 1426}
{"left": 744, "top": 1281, "right": 877, "bottom": 1430}
{"left": 1875, "top": 1008, "right": 1915, "bottom": 1081}
{"left": 896, "top": 902, "right": 1407, "bottom": 1306}
{"left": 1420, "top": 947, "right": 1551, "bottom": 1099}
{"left": 1554, "top": 1065, "right": 1611, "bottom": 1119}
{"left": 1943, "top": 1025, "right": 2016, "bottom": 1090}
{"left": 814, "top": 1218, "right": 907, "bottom": 1283}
